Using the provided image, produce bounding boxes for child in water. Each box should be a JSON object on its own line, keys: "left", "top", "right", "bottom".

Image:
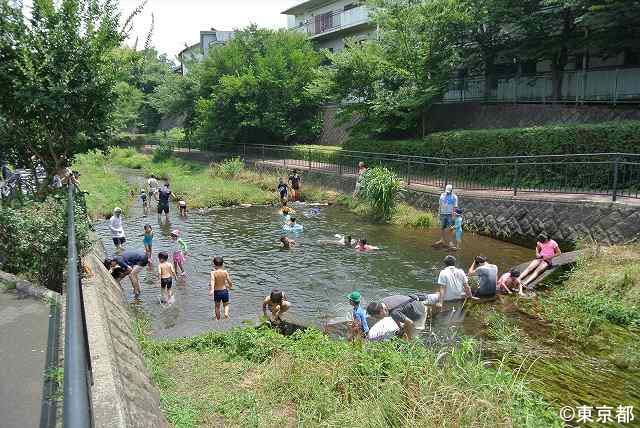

{"left": 208, "top": 256, "right": 234, "bottom": 320}
{"left": 157, "top": 251, "right": 176, "bottom": 304}
{"left": 277, "top": 178, "right": 288, "bottom": 203}
{"left": 170, "top": 229, "right": 188, "bottom": 276}
{"left": 280, "top": 236, "right": 296, "bottom": 249}
{"left": 453, "top": 208, "right": 463, "bottom": 250}
{"left": 284, "top": 217, "right": 303, "bottom": 231}
{"left": 262, "top": 289, "right": 291, "bottom": 324}
{"left": 178, "top": 198, "right": 187, "bottom": 217}
{"left": 142, "top": 224, "right": 153, "bottom": 265}
{"left": 140, "top": 189, "right": 149, "bottom": 216}
{"left": 497, "top": 269, "right": 525, "bottom": 296}
{"left": 356, "top": 239, "right": 379, "bottom": 251}
{"left": 348, "top": 291, "right": 369, "bottom": 339}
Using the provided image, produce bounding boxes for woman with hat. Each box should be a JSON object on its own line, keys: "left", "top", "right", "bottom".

{"left": 109, "top": 207, "right": 126, "bottom": 253}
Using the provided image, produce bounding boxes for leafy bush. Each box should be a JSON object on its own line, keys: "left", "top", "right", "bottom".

{"left": 153, "top": 143, "right": 173, "bottom": 162}
{"left": 0, "top": 196, "right": 91, "bottom": 292}
{"left": 344, "top": 120, "right": 640, "bottom": 157}
{"left": 209, "top": 157, "right": 244, "bottom": 178}
{"left": 360, "top": 167, "right": 401, "bottom": 221}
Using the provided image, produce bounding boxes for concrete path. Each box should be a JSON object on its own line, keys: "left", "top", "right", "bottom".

{"left": 0, "top": 287, "right": 51, "bottom": 428}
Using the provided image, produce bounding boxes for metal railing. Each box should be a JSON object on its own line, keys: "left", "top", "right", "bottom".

{"left": 442, "top": 67, "right": 640, "bottom": 104}
{"left": 291, "top": 6, "right": 371, "bottom": 38}
{"left": 209, "top": 144, "right": 640, "bottom": 202}
{"left": 63, "top": 183, "right": 93, "bottom": 427}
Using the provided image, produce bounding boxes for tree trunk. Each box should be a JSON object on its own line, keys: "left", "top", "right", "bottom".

{"left": 483, "top": 51, "right": 497, "bottom": 101}
{"left": 550, "top": 46, "right": 568, "bottom": 101}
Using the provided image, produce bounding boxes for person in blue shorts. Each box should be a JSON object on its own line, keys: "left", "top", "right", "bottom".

{"left": 434, "top": 184, "right": 458, "bottom": 249}
{"left": 208, "top": 256, "right": 234, "bottom": 320}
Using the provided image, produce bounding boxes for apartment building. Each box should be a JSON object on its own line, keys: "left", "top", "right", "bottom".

{"left": 178, "top": 28, "right": 235, "bottom": 75}
{"left": 282, "top": 0, "right": 376, "bottom": 52}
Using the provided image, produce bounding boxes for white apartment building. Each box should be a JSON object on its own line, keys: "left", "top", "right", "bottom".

{"left": 282, "top": 0, "right": 376, "bottom": 52}
{"left": 178, "top": 28, "right": 235, "bottom": 75}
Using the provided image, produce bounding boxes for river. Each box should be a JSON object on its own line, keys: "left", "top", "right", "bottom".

{"left": 93, "top": 176, "right": 638, "bottom": 425}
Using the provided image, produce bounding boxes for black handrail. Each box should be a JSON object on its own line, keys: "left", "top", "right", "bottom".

{"left": 63, "top": 183, "right": 92, "bottom": 427}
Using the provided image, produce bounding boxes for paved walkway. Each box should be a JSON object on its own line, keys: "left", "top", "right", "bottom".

{"left": 0, "top": 287, "right": 51, "bottom": 428}
{"left": 256, "top": 158, "right": 640, "bottom": 207}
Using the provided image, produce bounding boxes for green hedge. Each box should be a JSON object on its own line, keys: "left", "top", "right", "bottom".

{"left": 343, "top": 121, "right": 640, "bottom": 157}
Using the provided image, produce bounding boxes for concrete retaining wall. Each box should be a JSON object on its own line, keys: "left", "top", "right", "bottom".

{"left": 82, "top": 240, "right": 168, "bottom": 428}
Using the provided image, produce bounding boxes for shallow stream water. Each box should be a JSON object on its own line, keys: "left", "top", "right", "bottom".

{"left": 94, "top": 174, "right": 639, "bottom": 424}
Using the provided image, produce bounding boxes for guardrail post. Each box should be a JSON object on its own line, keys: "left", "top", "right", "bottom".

{"left": 406, "top": 158, "right": 411, "bottom": 186}
{"left": 64, "top": 183, "right": 92, "bottom": 428}
{"left": 513, "top": 159, "right": 519, "bottom": 196}
{"left": 613, "top": 69, "right": 619, "bottom": 105}
{"left": 243, "top": 143, "right": 246, "bottom": 158}
{"left": 261, "top": 144, "right": 265, "bottom": 164}
{"left": 308, "top": 149, "right": 312, "bottom": 170}
{"left": 612, "top": 156, "right": 620, "bottom": 202}
{"left": 443, "top": 160, "right": 449, "bottom": 188}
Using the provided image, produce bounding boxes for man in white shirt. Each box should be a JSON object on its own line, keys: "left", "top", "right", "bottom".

{"left": 367, "top": 316, "right": 399, "bottom": 341}
{"left": 437, "top": 255, "right": 474, "bottom": 308}
{"left": 147, "top": 176, "right": 159, "bottom": 199}
{"left": 434, "top": 184, "right": 458, "bottom": 248}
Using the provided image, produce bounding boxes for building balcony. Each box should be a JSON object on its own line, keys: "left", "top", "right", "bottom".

{"left": 290, "top": 6, "right": 371, "bottom": 39}
{"left": 441, "top": 67, "right": 640, "bottom": 104}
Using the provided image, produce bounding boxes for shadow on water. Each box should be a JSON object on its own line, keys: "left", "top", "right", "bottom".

{"left": 94, "top": 171, "right": 638, "bottom": 422}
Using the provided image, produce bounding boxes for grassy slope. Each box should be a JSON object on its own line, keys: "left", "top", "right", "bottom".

{"left": 336, "top": 194, "right": 436, "bottom": 229}
{"left": 110, "top": 148, "right": 334, "bottom": 208}
{"left": 531, "top": 244, "right": 640, "bottom": 338}
{"left": 135, "top": 323, "right": 559, "bottom": 428}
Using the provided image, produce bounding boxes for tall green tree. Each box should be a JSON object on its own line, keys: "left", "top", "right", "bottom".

{"left": 317, "top": 0, "right": 471, "bottom": 138}
{"left": 193, "top": 26, "right": 324, "bottom": 146}
{"left": 0, "top": 0, "right": 123, "bottom": 173}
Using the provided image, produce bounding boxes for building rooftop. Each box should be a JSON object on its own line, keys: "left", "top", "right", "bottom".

{"left": 282, "top": 0, "right": 337, "bottom": 15}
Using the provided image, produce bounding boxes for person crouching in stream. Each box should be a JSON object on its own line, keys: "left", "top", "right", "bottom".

{"left": 366, "top": 295, "right": 427, "bottom": 340}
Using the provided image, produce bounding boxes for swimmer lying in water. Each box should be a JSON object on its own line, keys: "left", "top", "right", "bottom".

{"left": 318, "top": 234, "right": 354, "bottom": 246}
{"left": 283, "top": 217, "right": 304, "bottom": 232}
{"left": 280, "top": 236, "right": 296, "bottom": 249}
{"left": 356, "top": 239, "right": 379, "bottom": 251}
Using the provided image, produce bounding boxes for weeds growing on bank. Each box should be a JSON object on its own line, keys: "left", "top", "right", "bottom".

{"left": 108, "top": 148, "right": 334, "bottom": 208}
{"left": 336, "top": 195, "right": 436, "bottom": 228}
{"left": 134, "top": 320, "right": 559, "bottom": 428}
{"left": 532, "top": 244, "right": 640, "bottom": 338}
{"left": 73, "top": 151, "right": 134, "bottom": 218}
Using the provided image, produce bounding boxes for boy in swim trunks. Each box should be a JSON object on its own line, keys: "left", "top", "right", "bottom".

{"left": 208, "top": 256, "right": 234, "bottom": 320}
{"left": 157, "top": 251, "right": 176, "bottom": 304}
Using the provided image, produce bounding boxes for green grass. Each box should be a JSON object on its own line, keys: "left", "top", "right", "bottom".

{"left": 109, "top": 148, "right": 335, "bottom": 208}
{"left": 134, "top": 320, "right": 559, "bottom": 428}
{"left": 530, "top": 244, "right": 640, "bottom": 338}
{"left": 336, "top": 195, "right": 436, "bottom": 228}
{"left": 73, "top": 151, "right": 134, "bottom": 219}
{"left": 0, "top": 281, "right": 17, "bottom": 290}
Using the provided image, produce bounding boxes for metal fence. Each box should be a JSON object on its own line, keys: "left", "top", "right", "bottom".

{"left": 210, "top": 144, "right": 640, "bottom": 202}
{"left": 63, "top": 183, "right": 93, "bottom": 427}
{"left": 442, "top": 67, "right": 640, "bottom": 104}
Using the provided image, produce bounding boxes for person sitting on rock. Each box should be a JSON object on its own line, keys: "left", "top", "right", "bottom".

{"left": 518, "top": 233, "right": 561, "bottom": 289}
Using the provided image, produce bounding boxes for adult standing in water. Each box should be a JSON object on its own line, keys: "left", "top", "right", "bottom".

{"left": 148, "top": 175, "right": 159, "bottom": 200}
{"left": 434, "top": 184, "right": 458, "bottom": 249}
{"left": 109, "top": 207, "right": 126, "bottom": 253}
{"left": 157, "top": 182, "right": 173, "bottom": 222}
{"left": 288, "top": 169, "right": 301, "bottom": 202}
{"left": 518, "top": 233, "right": 561, "bottom": 288}
{"left": 104, "top": 249, "right": 149, "bottom": 297}
{"left": 366, "top": 295, "right": 426, "bottom": 340}
{"left": 354, "top": 161, "right": 369, "bottom": 197}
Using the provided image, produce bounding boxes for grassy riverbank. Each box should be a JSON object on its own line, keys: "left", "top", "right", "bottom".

{"left": 521, "top": 244, "right": 640, "bottom": 339}
{"left": 336, "top": 195, "right": 436, "bottom": 228}
{"left": 135, "top": 322, "right": 559, "bottom": 428}
{"left": 73, "top": 148, "right": 335, "bottom": 218}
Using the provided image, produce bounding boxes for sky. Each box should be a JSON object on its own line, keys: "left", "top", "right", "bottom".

{"left": 119, "top": 0, "right": 303, "bottom": 60}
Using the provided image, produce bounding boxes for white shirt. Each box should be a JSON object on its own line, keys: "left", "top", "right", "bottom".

{"left": 437, "top": 266, "right": 468, "bottom": 301}
{"left": 367, "top": 317, "right": 399, "bottom": 341}
{"left": 109, "top": 215, "right": 125, "bottom": 238}
{"left": 148, "top": 178, "right": 158, "bottom": 189}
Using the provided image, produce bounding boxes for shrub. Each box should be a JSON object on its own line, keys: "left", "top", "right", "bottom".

{"left": 359, "top": 167, "right": 401, "bottom": 221}
{"left": 153, "top": 143, "right": 173, "bottom": 162}
{"left": 209, "top": 157, "right": 244, "bottom": 178}
{"left": 0, "top": 196, "right": 91, "bottom": 292}
{"left": 344, "top": 121, "right": 640, "bottom": 157}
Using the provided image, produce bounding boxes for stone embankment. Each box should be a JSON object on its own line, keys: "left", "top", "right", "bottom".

{"left": 82, "top": 238, "right": 167, "bottom": 428}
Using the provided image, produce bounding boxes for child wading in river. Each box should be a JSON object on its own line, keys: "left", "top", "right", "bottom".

{"left": 142, "top": 224, "right": 154, "bottom": 265}
{"left": 157, "top": 251, "right": 176, "bottom": 304}
{"left": 453, "top": 208, "right": 463, "bottom": 250}
{"left": 170, "top": 229, "right": 188, "bottom": 277}
{"left": 178, "top": 198, "right": 188, "bottom": 217}
{"left": 208, "top": 256, "right": 234, "bottom": 320}
{"left": 140, "top": 189, "right": 149, "bottom": 216}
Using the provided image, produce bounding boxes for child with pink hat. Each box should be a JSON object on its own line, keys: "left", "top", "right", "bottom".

{"left": 170, "top": 229, "right": 188, "bottom": 276}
